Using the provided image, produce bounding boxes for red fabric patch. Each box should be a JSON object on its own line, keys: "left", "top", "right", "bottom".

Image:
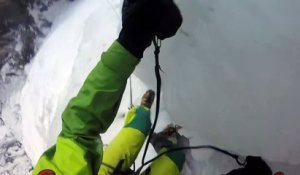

{"left": 38, "top": 169, "right": 56, "bottom": 175}
{"left": 274, "top": 172, "right": 285, "bottom": 175}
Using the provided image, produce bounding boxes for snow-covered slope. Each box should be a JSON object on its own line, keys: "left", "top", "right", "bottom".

{"left": 20, "top": 0, "right": 121, "bottom": 164}
{"left": 8, "top": 0, "right": 300, "bottom": 174}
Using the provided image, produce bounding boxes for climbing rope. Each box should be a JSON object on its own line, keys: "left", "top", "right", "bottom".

{"left": 143, "top": 145, "right": 246, "bottom": 167}
{"left": 103, "top": 3, "right": 247, "bottom": 173}
{"left": 107, "top": 37, "right": 247, "bottom": 174}
{"left": 133, "top": 38, "right": 246, "bottom": 174}
{"left": 140, "top": 37, "right": 162, "bottom": 166}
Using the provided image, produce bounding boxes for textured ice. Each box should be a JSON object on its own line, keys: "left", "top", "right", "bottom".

{"left": 138, "top": 0, "right": 300, "bottom": 167}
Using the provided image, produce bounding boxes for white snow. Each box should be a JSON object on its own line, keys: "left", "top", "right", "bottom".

{"left": 20, "top": 0, "right": 121, "bottom": 164}
{"left": 0, "top": 118, "right": 32, "bottom": 175}
{"left": 137, "top": 0, "right": 300, "bottom": 172}
{"left": 4, "top": 0, "right": 300, "bottom": 174}
{"left": 28, "top": 0, "right": 75, "bottom": 39}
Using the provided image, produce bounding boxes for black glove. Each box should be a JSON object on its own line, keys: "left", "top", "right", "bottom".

{"left": 226, "top": 156, "right": 273, "bottom": 175}
{"left": 118, "top": 0, "right": 182, "bottom": 58}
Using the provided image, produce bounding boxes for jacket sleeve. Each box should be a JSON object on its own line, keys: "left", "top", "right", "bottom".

{"left": 32, "top": 41, "right": 140, "bottom": 175}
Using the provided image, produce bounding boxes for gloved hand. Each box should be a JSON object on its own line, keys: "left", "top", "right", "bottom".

{"left": 118, "top": 0, "right": 183, "bottom": 58}
{"left": 226, "top": 156, "right": 273, "bottom": 175}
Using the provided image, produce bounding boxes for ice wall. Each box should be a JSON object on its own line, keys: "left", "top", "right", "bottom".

{"left": 136, "top": 0, "right": 300, "bottom": 167}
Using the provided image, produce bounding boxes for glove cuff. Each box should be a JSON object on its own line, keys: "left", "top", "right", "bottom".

{"left": 117, "top": 28, "right": 152, "bottom": 59}
{"left": 124, "top": 106, "right": 151, "bottom": 136}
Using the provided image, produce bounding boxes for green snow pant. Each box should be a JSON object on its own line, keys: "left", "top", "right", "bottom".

{"left": 99, "top": 106, "right": 185, "bottom": 175}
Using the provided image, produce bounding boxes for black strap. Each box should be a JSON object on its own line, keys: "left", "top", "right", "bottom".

{"left": 112, "top": 160, "right": 124, "bottom": 175}
{"left": 140, "top": 37, "right": 162, "bottom": 171}
{"left": 143, "top": 145, "right": 246, "bottom": 167}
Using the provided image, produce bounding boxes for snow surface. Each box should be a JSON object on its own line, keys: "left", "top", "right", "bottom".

{"left": 6, "top": 0, "right": 300, "bottom": 174}
{"left": 0, "top": 118, "right": 32, "bottom": 175}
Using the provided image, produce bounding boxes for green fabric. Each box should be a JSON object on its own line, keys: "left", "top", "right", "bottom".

{"left": 165, "top": 144, "right": 186, "bottom": 171}
{"left": 98, "top": 128, "right": 146, "bottom": 175}
{"left": 98, "top": 106, "right": 151, "bottom": 175}
{"left": 99, "top": 106, "right": 151, "bottom": 174}
{"left": 141, "top": 148, "right": 181, "bottom": 175}
{"left": 125, "top": 106, "right": 151, "bottom": 136}
{"left": 32, "top": 41, "right": 139, "bottom": 175}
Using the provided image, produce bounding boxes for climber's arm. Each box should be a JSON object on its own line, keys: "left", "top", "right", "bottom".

{"left": 32, "top": 41, "right": 139, "bottom": 175}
